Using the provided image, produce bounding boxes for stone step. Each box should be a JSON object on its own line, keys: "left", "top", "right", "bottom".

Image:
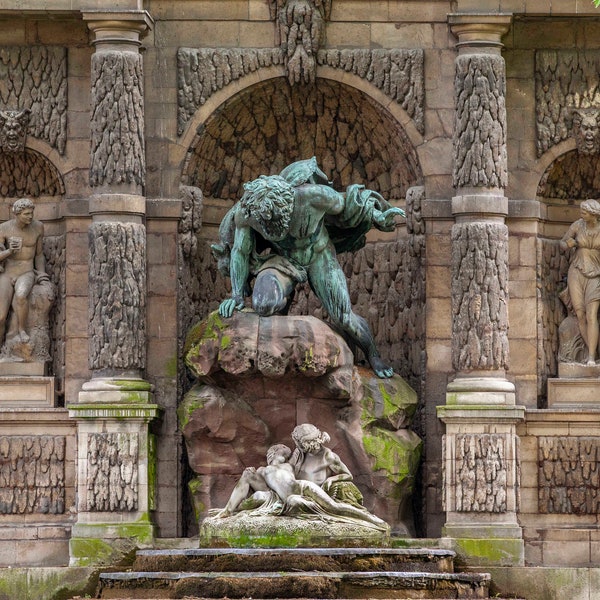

{"left": 132, "top": 546, "right": 456, "bottom": 574}
{"left": 98, "top": 570, "right": 492, "bottom": 599}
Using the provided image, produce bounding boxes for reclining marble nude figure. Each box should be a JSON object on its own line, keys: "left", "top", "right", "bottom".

{"left": 214, "top": 442, "right": 388, "bottom": 532}
{"left": 212, "top": 157, "right": 404, "bottom": 378}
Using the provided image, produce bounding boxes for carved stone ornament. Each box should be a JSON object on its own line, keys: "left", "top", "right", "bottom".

{"left": 88, "top": 222, "right": 146, "bottom": 371}
{"left": 539, "top": 436, "right": 600, "bottom": 514}
{"left": 0, "top": 435, "right": 65, "bottom": 514}
{"left": 176, "top": 48, "right": 424, "bottom": 136}
{"left": 270, "top": 0, "right": 332, "bottom": 85}
{"left": 453, "top": 54, "right": 507, "bottom": 189}
{"left": 86, "top": 432, "right": 138, "bottom": 512}
{"left": 90, "top": 51, "right": 145, "bottom": 187}
{"left": 0, "top": 46, "right": 67, "bottom": 154}
{"left": 451, "top": 222, "right": 510, "bottom": 371}
{"left": 0, "top": 108, "right": 30, "bottom": 153}
{"left": 535, "top": 50, "right": 600, "bottom": 157}
{"left": 455, "top": 434, "right": 507, "bottom": 513}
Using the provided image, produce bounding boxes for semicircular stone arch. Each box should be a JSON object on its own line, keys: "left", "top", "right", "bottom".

{"left": 0, "top": 148, "right": 65, "bottom": 198}
{"left": 181, "top": 76, "right": 422, "bottom": 203}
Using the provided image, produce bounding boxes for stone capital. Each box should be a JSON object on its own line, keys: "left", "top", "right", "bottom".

{"left": 83, "top": 10, "right": 153, "bottom": 50}
{"left": 448, "top": 13, "right": 512, "bottom": 52}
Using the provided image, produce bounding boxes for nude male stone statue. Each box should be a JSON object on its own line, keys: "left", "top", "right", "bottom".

{"left": 0, "top": 198, "right": 48, "bottom": 346}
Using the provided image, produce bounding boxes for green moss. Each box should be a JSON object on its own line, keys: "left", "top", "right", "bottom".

{"left": 69, "top": 538, "right": 120, "bottom": 567}
{"left": 188, "top": 477, "right": 206, "bottom": 520}
{"left": 220, "top": 334, "right": 232, "bottom": 350}
{"left": 111, "top": 379, "right": 153, "bottom": 392}
{"left": 177, "top": 385, "right": 209, "bottom": 430}
{"left": 184, "top": 311, "right": 228, "bottom": 354}
{"left": 453, "top": 538, "right": 524, "bottom": 567}
{"left": 360, "top": 375, "right": 418, "bottom": 428}
{"left": 0, "top": 567, "right": 98, "bottom": 600}
{"left": 362, "top": 428, "right": 422, "bottom": 484}
{"left": 148, "top": 434, "right": 157, "bottom": 511}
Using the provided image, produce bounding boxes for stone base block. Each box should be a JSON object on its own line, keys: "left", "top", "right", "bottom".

{"left": 199, "top": 515, "right": 390, "bottom": 548}
{"left": 547, "top": 377, "right": 600, "bottom": 407}
{"left": 442, "top": 534, "right": 524, "bottom": 567}
{"left": 0, "top": 375, "right": 55, "bottom": 407}
{"left": 70, "top": 521, "right": 156, "bottom": 567}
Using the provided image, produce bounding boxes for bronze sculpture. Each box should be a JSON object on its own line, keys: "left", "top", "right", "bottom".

{"left": 212, "top": 157, "right": 404, "bottom": 378}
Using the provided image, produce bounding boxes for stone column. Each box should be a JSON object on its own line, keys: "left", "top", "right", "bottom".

{"left": 437, "top": 14, "right": 525, "bottom": 567}
{"left": 69, "top": 11, "right": 161, "bottom": 567}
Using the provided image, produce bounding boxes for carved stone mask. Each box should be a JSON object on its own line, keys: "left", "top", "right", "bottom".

{"left": 572, "top": 109, "right": 600, "bottom": 155}
{"left": 0, "top": 108, "right": 31, "bottom": 153}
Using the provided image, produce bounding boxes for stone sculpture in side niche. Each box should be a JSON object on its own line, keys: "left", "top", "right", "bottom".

{"left": 0, "top": 198, "right": 54, "bottom": 363}
{"left": 558, "top": 199, "right": 600, "bottom": 366}
{"left": 211, "top": 157, "right": 404, "bottom": 378}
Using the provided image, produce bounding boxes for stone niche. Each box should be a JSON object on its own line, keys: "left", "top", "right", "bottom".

{"left": 179, "top": 310, "right": 422, "bottom": 537}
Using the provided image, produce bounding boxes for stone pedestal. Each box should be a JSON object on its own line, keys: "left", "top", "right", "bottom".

{"left": 0, "top": 375, "right": 54, "bottom": 407}
{"left": 438, "top": 398, "right": 525, "bottom": 566}
{"left": 68, "top": 397, "right": 161, "bottom": 567}
{"left": 547, "top": 376, "right": 600, "bottom": 408}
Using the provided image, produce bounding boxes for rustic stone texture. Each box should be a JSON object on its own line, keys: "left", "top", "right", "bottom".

{"left": 453, "top": 54, "right": 507, "bottom": 189}
{"left": 0, "top": 149, "right": 65, "bottom": 197}
{"left": 0, "top": 435, "right": 65, "bottom": 514}
{"left": 183, "top": 77, "right": 420, "bottom": 202}
{"left": 538, "top": 436, "right": 600, "bottom": 514}
{"left": 176, "top": 47, "right": 424, "bottom": 137}
{"left": 0, "top": 46, "right": 67, "bottom": 154}
{"left": 272, "top": 0, "right": 331, "bottom": 85}
{"left": 177, "top": 47, "right": 283, "bottom": 134}
{"left": 88, "top": 222, "right": 146, "bottom": 371}
{"left": 537, "top": 150, "right": 600, "bottom": 200}
{"left": 451, "top": 222, "right": 509, "bottom": 372}
{"left": 44, "top": 234, "right": 66, "bottom": 387}
{"left": 90, "top": 51, "right": 145, "bottom": 187}
{"left": 455, "top": 434, "right": 507, "bottom": 513}
{"left": 179, "top": 384, "right": 270, "bottom": 478}
{"left": 317, "top": 49, "right": 425, "bottom": 134}
{"left": 185, "top": 311, "right": 354, "bottom": 389}
{"left": 535, "top": 50, "right": 600, "bottom": 157}
{"left": 85, "top": 432, "right": 138, "bottom": 512}
{"left": 536, "top": 239, "right": 569, "bottom": 399}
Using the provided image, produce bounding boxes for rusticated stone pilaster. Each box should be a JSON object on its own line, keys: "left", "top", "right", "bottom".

{"left": 453, "top": 54, "right": 507, "bottom": 189}
{"left": 88, "top": 222, "right": 146, "bottom": 372}
{"left": 86, "top": 432, "right": 138, "bottom": 512}
{"left": 0, "top": 435, "right": 65, "bottom": 514}
{"left": 90, "top": 51, "right": 145, "bottom": 187}
{"left": 451, "top": 222, "right": 509, "bottom": 372}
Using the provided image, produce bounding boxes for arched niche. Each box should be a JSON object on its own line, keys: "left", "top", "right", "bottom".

{"left": 535, "top": 147, "right": 600, "bottom": 404}
{"left": 181, "top": 76, "right": 422, "bottom": 206}
{"left": 0, "top": 147, "right": 65, "bottom": 199}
